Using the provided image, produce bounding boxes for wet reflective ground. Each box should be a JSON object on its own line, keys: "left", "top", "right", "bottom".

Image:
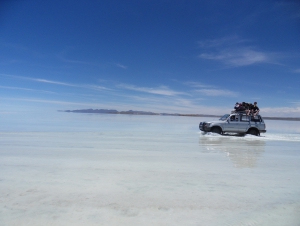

{"left": 1, "top": 114, "right": 300, "bottom": 225}
{"left": 199, "top": 135, "right": 266, "bottom": 168}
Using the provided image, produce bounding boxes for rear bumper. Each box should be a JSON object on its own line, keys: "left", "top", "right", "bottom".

{"left": 259, "top": 130, "right": 267, "bottom": 133}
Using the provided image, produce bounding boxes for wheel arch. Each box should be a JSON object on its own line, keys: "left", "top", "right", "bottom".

{"left": 211, "top": 126, "right": 223, "bottom": 133}
{"left": 247, "top": 127, "right": 260, "bottom": 135}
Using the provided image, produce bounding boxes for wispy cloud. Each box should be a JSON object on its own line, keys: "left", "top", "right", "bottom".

{"left": 0, "top": 97, "right": 108, "bottom": 108}
{"left": 107, "top": 93, "right": 223, "bottom": 114}
{"left": 185, "top": 81, "right": 214, "bottom": 88}
{"left": 116, "top": 63, "right": 128, "bottom": 69}
{"left": 86, "top": 85, "right": 110, "bottom": 91}
{"left": 58, "top": 56, "right": 99, "bottom": 66}
{"left": 0, "top": 85, "right": 56, "bottom": 94}
{"left": 293, "top": 68, "right": 300, "bottom": 73}
{"left": 195, "top": 88, "right": 238, "bottom": 97}
{"left": 0, "top": 74, "right": 109, "bottom": 91}
{"left": 185, "top": 81, "right": 238, "bottom": 97}
{"left": 198, "top": 36, "right": 273, "bottom": 67}
{"left": 291, "top": 101, "right": 300, "bottom": 106}
{"left": 274, "top": 1, "right": 300, "bottom": 19}
{"left": 57, "top": 49, "right": 99, "bottom": 66}
{"left": 262, "top": 106, "right": 300, "bottom": 117}
{"left": 0, "top": 59, "right": 23, "bottom": 65}
{"left": 198, "top": 36, "right": 249, "bottom": 49}
{"left": 199, "top": 48, "right": 269, "bottom": 67}
{"left": 118, "top": 84, "right": 187, "bottom": 96}
{"left": 34, "top": 78, "right": 77, "bottom": 87}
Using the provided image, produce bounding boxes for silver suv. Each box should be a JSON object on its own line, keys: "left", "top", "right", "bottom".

{"left": 199, "top": 113, "right": 267, "bottom": 136}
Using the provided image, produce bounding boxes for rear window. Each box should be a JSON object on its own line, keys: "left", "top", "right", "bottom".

{"left": 240, "top": 115, "right": 262, "bottom": 122}
{"left": 241, "top": 115, "right": 250, "bottom": 122}
{"left": 251, "top": 115, "right": 262, "bottom": 122}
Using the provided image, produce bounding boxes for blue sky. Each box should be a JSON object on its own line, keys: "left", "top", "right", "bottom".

{"left": 1, "top": 0, "right": 300, "bottom": 117}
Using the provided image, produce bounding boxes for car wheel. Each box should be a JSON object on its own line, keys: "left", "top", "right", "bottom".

{"left": 211, "top": 127, "right": 222, "bottom": 134}
{"left": 247, "top": 129, "right": 259, "bottom": 136}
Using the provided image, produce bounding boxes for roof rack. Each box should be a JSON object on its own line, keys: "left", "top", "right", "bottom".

{"left": 231, "top": 111, "right": 247, "bottom": 114}
{"left": 231, "top": 111, "right": 260, "bottom": 117}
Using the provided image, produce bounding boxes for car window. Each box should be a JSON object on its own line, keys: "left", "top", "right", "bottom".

{"left": 251, "top": 115, "right": 262, "bottom": 122}
{"left": 241, "top": 115, "right": 250, "bottom": 122}
{"left": 219, "top": 114, "right": 229, "bottom": 121}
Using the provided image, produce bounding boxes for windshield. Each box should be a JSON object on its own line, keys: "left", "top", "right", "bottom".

{"left": 219, "top": 114, "right": 230, "bottom": 121}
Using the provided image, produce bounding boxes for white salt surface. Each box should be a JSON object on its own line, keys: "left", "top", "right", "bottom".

{"left": 1, "top": 114, "right": 300, "bottom": 225}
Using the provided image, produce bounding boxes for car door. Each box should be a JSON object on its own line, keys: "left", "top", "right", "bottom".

{"left": 223, "top": 115, "right": 239, "bottom": 132}
{"left": 238, "top": 114, "right": 251, "bottom": 132}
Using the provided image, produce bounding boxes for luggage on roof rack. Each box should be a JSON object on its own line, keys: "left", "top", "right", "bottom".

{"left": 231, "top": 110, "right": 247, "bottom": 114}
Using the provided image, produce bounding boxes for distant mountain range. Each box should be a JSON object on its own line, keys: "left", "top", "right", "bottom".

{"left": 60, "top": 109, "right": 300, "bottom": 121}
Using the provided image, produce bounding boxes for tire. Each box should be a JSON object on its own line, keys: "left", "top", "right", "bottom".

{"left": 211, "top": 127, "right": 222, "bottom": 134}
{"left": 247, "top": 129, "right": 259, "bottom": 136}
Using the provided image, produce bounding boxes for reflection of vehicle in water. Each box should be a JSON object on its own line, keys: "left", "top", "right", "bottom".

{"left": 199, "top": 113, "right": 267, "bottom": 136}
{"left": 199, "top": 135, "right": 265, "bottom": 168}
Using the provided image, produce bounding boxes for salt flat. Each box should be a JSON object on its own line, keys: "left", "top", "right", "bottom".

{"left": 0, "top": 114, "right": 300, "bottom": 226}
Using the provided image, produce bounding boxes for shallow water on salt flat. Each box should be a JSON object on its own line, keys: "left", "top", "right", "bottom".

{"left": 1, "top": 114, "right": 300, "bottom": 226}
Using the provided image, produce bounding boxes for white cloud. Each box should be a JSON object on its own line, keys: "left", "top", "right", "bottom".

{"left": 293, "top": 69, "right": 300, "bottom": 73}
{"left": 0, "top": 85, "right": 56, "bottom": 94}
{"left": 0, "top": 74, "right": 109, "bottom": 91}
{"left": 1, "top": 74, "right": 74, "bottom": 86}
{"left": 59, "top": 57, "right": 94, "bottom": 65}
{"left": 291, "top": 101, "right": 300, "bottom": 106}
{"left": 0, "top": 97, "right": 106, "bottom": 108}
{"left": 34, "top": 78, "right": 77, "bottom": 87}
{"left": 195, "top": 88, "right": 238, "bottom": 97}
{"left": 185, "top": 81, "right": 214, "bottom": 88}
{"left": 199, "top": 48, "right": 269, "bottom": 67}
{"left": 1, "top": 97, "right": 89, "bottom": 105}
{"left": 129, "top": 95, "right": 195, "bottom": 108}
{"left": 274, "top": 1, "right": 300, "bottom": 19}
{"left": 108, "top": 94, "right": 228, "bottom": 115}
{"left": 185, "top": 81, "right": 238, "bottom": 97}
{"left": 262, "top": 106, "right": 300, "bottom": 117}
{"left": 198, "top": 36, "right": 272, "bottom": 67}
{"left": 116, "top": 63, "right": 128, "bottom": 69}
{"left": 86, "top": 85, "right": 110, "bottom": 91}
{"left": 118, "top": 84, "right": 187, "bottom": 96}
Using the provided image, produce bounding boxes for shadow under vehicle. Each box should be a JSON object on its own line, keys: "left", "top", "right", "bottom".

{"left": 199, "top": 113, "right": 267, "bottom": 136}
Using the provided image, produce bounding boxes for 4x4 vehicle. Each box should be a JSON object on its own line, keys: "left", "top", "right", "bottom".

{"left": 199, "top": 112, "right": 266, "bottom": 136}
